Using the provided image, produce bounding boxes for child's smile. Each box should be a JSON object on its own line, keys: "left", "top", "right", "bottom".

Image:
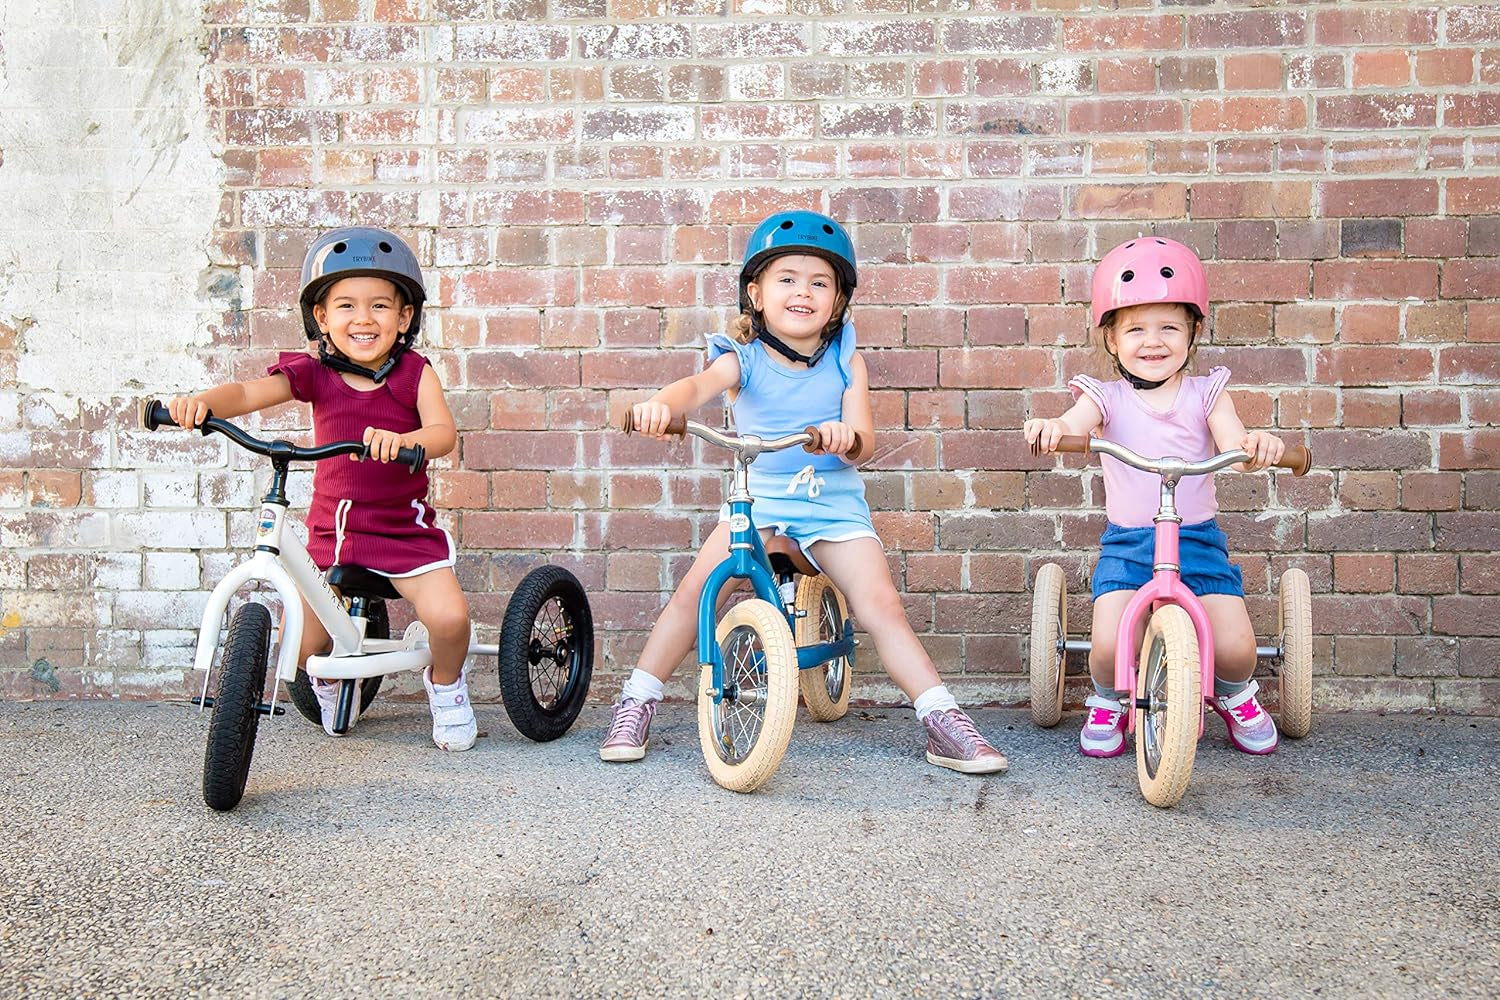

{"left": 1105, "top": 302, "right": 1195, "bottom": 384}
{"left": 747, "top": 254, "right": 839, "bottom": 355}
{"left": 313, "top": 275, "right": 413, "bottom": 370}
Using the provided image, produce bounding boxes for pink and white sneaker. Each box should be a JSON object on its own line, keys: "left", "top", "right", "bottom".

{"left": 1079, "top": 694, "right": 1127, "bottom": 758}
{"left": 1211, "top": 680, "right": 1280, "bottom": 755}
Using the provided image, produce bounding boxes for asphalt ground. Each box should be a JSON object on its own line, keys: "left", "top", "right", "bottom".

{"left": 2, "top": 700, "right": 1497, "bottom": 999}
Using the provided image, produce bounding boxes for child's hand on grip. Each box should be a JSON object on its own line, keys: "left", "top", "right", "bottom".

{"left": 167, "top": 395, "right": 212, "bottom": 429}
{"left": 811, "top": 420, "right": 856, "bottom": 457}
{"left": 362, "top": 427, "right": 414, "bottom": 463}
{"left": 1023, "top": 417, "right": 1070, "bottom": 454}
{"left": 631, "top": 399, "right": 675, "bottom": 439}
{"left": 1237, "top": 430, "right": 1285, "bottom": 472}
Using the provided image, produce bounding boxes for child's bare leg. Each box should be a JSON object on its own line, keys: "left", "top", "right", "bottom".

{"left": 1201, "top": 595, "right": 1257, "bottom": 686}
{"left": 808, "top": 537, "right": 940, "bottom": 700}
{"left": 392, "top": 569, "right": 471, "bottom": 685}
{"left": 634, "top": 522, "right": 763, "bottom": 683}
{"left": 1087, "top": 590, "right": 1141, "bottom": 693}
{"left": 297, "top": 596, "right": 331, "bottom": 669}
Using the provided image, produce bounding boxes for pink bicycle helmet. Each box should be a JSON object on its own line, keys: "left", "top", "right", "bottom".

{"left": 1091, "top": 237, "right": 1208, "bottom": 327}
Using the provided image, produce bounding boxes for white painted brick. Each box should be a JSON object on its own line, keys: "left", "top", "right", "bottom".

{"left": 115, "top": 590, "right": 210, "bottom": 630}
{"left": 0, "top": 393, "right": 19, "bottom": 430}
{"left": 0, "top": 553, "right": 24, "bottom": 588}
{"left": 92, "top": 552, "right": 143, "bottom": 590}
{"left": 115, "top": 510, "right": 225, "bottom": 549}
{"left": 142, "top": 630, "right": 199, "bottom": 669}
{"left": 88, "top": 471, "right": 141, "bottom": 509}
{"left": 1, "top": 512, "right": 111, "bottom": 548}
{"left": 143, "top": 472, "right": 200, "bottom": 507}
{"left": 201, "top": 470, "right": 257, "bottom": 508}
{"left": 144, "top": 552, "right": 202, "bottom": 590}
{"left": 89, "top": 630, "right": 143, "bottom": 670}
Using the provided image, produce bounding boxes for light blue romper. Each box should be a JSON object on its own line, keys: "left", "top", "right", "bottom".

{"left": 707, "top": 322, "right": 877, "bottom": 566}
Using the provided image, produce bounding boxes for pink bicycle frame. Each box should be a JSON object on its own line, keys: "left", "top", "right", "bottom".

{"left": 1114, "top": 511, "right": 1214, "bottom": 736}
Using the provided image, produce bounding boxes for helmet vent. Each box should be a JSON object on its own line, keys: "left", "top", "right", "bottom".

{"left": 1160, "top": 266, "right": 1174, "bottom": 278}
{"left": 779, "top": 220, "right": 793, "bottom": 230}
{"left": 1121, "top": 269, "right": 1135, "bottom": 282}
{"left": 333, "top": 242, "right": 347, "bottom": 253}
{"left": 822, "top": 224, "right": 833, "bottom": 234}
{"left": 379, "top": 241, "right": 392, "bottom": 253}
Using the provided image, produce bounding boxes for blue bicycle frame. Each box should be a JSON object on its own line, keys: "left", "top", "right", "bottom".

{"left": 697, "top": 449, "right": 857, "bottom": 705}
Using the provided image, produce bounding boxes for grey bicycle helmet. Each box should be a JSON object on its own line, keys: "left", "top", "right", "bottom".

{"left": 299, "top": 227, "right": 426, "bottom": 382}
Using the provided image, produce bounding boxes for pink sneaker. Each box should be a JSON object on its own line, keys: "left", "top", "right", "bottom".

{"left": 922, "top": 708, "right": 1008, "bottom": 774}
{"left": 1211, "top": 680, "right": 1280, "bottom": 755}
{"left": 600, "top": 697, "right": 656, "bottom": 762}
{"left": 1079, "top": 694, "right": 1127, "bottom": 758}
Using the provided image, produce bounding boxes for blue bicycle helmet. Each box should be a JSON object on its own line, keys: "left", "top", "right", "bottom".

{"left": 738, "top": 211, "right": 857, "bottom": 313}
{"left": 298, "top": 227, "right": 427, "bottom": 383}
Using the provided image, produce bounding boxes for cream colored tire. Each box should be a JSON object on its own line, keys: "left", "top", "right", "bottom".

{"left": 1278, "top": 568, "right": 1313, "bottom": 739}
{"left": 1029, "top": 563, "right": 1068, "bottom": 727}
{"left": 1134, "top": 605, "right": 1201, "bottom": 809}
{"left": 795, "top": 574, "right": 852, "bottom": 722}
{"left": 698, "top": 599, "right": 799, "bottom": 793}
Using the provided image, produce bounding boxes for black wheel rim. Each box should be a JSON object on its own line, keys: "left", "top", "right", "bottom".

{"left": 528, "top": 593, "right": 580, "bottom": 714}
{"left": 710, "top": 625, "right": 769, "bottom": 765}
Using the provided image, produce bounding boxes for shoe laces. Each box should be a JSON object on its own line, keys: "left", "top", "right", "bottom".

{"left": 1088, "top": 706, "right": 1120, "bottom": 728}
{"left": 1230, "top": 699, "right": 1264, "bottom": 726}
{"left": 608, "top": 698, "right": 650, "bottom": 737}
{"left": 934, "top": 709, "right": 982, "bottom": 746}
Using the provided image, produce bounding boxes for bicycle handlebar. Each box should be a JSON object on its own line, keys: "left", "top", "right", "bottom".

{"left": 619, "top": 412, "right": 866, "bottom": 461}
{"left": 140, "top": 399, "right": 426, "bottom": 473}
{"left": 1036, "top": 434, "right": 1312, "bottom": 478}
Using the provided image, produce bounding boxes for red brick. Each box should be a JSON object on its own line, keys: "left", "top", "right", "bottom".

{"left": 1312, "top": 261, "right": 1438, "bottom": 300}
{"left": 1439, "top": 429, "right": 1500, "bottom": 469}
{"left": 1449, "top": 178, "right": 1500, "bottom": 215}
{"left": 1190, "top": 181, "right": 1311, "bottom": 218}
{"left": 1444, "top": 93, "right": 1500, "bottom": 128}
{"left": 1416, "top": 48, "right": 1475, "bottom": 85}
{"left": 1066, "top": 99, "right": 1182, "bottom": 133}
{"left": 1189, "top": 11, "right": 1307, "bottom": 49}
{"left": 1190, "top": 98, "right": 1306, "bottom": 133}
{"left": 1315, "top": 95, "right": 1437, "bottom": 130}
{"left": 1223, "top": 53, "right": 1283, "bottom": 91}
{"left": 1334, "top": 553, "right": 1394, "bottom": 593}
{"left": 1096, "top": 59, "right": 1157, "bottom": 95}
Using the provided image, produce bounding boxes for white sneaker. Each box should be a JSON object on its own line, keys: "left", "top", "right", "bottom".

{"left": 1079, "top": 694, "right": 1127, "bottom": 758}
{"left": 311, "top": 677, "right": 360, "bottom": 737}
{"left": 1211, "top": 680, "right": 1280, "bottom": 755}
{"left": 424, "top": 666, "right": 477, "bottom": 752}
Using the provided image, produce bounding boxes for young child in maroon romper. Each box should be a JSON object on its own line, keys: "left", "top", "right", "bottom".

{"left": 168, "top": 227, "right": 476, "bottom": 751}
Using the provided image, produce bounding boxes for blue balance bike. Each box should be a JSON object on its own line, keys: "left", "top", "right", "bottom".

{"left": 626, "top": 415, "right": 860, "bottom": 792}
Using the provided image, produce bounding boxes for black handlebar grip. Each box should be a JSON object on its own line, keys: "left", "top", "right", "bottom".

{"left": 399, "top": 444, "right": 425, "bottom": 473}
{"left": 140, "top": 399, "right": 173, "bottom": 431}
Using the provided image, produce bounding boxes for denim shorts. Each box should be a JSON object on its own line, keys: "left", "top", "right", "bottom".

{"left": 1091, "top": 519, "right": 1244, "bottom": 601}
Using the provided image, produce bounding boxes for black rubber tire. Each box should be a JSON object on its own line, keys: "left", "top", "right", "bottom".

{"left": 287, "top": 600, "right": 387, "bottom": 726}
{"left": 499, "top": 565, "right": 594, "bottom": 742}
{"left": 202, "top": 603, "right": 272, "bottom": 812}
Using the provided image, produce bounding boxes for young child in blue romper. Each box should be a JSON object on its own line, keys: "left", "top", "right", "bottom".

{"left": 599, "top": 211, "right": 1008, "bottom": 775}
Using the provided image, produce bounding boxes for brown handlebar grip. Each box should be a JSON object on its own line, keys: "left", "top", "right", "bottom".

{"left": 1050, "top": 434, "right": 1093, "bottom": 454}
{"left": 802, "top": 425, "right": 867, "bottom": 460}
{"left": 1278, "top": 444, "right": 1312, "bottom": 477}
{"left": 620, "top": 411, "right": 687, "bottom": 436}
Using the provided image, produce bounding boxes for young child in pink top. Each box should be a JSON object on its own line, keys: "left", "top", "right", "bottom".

{"left": 167, "top": 228, "right": 476, "bottom": 752}
{"left": 1024, "top": 237, "right": 1286, "bottom": 759}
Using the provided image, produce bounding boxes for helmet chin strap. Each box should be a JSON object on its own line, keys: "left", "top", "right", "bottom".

{"left": 752, "top": 317, "right": 834, "bottom": 368}
{"left": 317, "top": 336, "right": 405, "bottom": 384}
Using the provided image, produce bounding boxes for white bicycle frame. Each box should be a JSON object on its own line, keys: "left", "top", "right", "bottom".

{"left": 192, "top": 498, "right": 498, "bottom": 709}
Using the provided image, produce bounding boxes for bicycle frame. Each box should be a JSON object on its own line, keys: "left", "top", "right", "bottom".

{"left": 191, "top": 488, "right": 497, "bottom": 710}
{"left": 1111, "top": 481, "right": 1215, "bottom": 736}
{"left": 694, "top": 436, "right": 856, "bottom": 705}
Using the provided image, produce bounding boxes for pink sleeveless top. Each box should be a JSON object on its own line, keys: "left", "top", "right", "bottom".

{"left": 1068, "top": 367, "right": 1231, "bottom": 528}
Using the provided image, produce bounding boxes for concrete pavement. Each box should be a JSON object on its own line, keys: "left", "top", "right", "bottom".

{"left": 2, "top": 700, "right": 1497, "bottom": 998}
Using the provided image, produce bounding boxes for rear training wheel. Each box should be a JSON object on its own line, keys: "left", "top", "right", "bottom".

{"left": 795, "top": 574, "right": 852, "bottom": 722}
{"left": 499, "top": 565, "right": 595, "bottom": 742}
{"left": 288, "top": 600, "right": 387, "bottom": 727}
{"left": 699, "top": 599, "right": 798, "bottom": 793}
{"left": 202, "top": 602, "right": 273, "bottom": 812}
{"left": 1278, "top": 568, "right": 1313, "bottom": 739}
{"left": 1029, "top": 563, "right": 1068, "bottom": 728}
{"left": 1133, "top": 605, "right": 1201, "bottom": 809}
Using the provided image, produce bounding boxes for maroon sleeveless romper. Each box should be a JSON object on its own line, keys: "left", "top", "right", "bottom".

{"left": 268, "top": 351, "right": 454, "bottom": 577}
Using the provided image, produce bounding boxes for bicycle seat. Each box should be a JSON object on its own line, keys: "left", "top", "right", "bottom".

{"left": 326, "top": 565, "right": 401, "bottom": 601}
{"left": 765, "top": 535, "right": 818, "bottom": 578}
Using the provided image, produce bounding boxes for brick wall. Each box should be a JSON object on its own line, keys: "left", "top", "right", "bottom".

{"left": 2, "top": 2, "right": 1498, "bottom": 712}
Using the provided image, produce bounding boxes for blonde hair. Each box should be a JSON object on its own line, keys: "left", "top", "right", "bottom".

{"left": 1091, "top": 302, "right": 1202, "bottom": 376}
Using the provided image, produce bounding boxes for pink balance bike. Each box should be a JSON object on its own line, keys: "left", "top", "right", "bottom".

{"left": 1027, "top": 434, "right": 1314, "bottom": 808}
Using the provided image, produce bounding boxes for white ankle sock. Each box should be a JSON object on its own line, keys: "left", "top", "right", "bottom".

{"left": 912, "top": 684, "right": 958, "bottom": 721}
{"left": 621, "top": 668, "right": 664, "bottom": 704}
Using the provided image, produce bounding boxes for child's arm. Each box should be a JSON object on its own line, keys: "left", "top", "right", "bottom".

{"left": 1023, "top": 397, "right": 1103, "bottom": 453}
{"left": 1206, "top": 391, "right": 1285, "bottom": 472}
{"left": 630, "top": 354, "right": 742, "bottom": 438}
{"left": 825, "top": 352, "right": 873, "bottom": 463}
{"left": 364, "top": 365, "right": 458, "bottom": 463}
{"left": 167, "top": 375, "right": 294, "bottom": 429}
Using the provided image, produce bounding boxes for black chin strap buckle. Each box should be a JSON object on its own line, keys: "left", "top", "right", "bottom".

{"left": 755, "top": 326, "right": 834, "bottom": 369}
{"left": 317, "top": 338, "right": 401, "bottom": 384}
